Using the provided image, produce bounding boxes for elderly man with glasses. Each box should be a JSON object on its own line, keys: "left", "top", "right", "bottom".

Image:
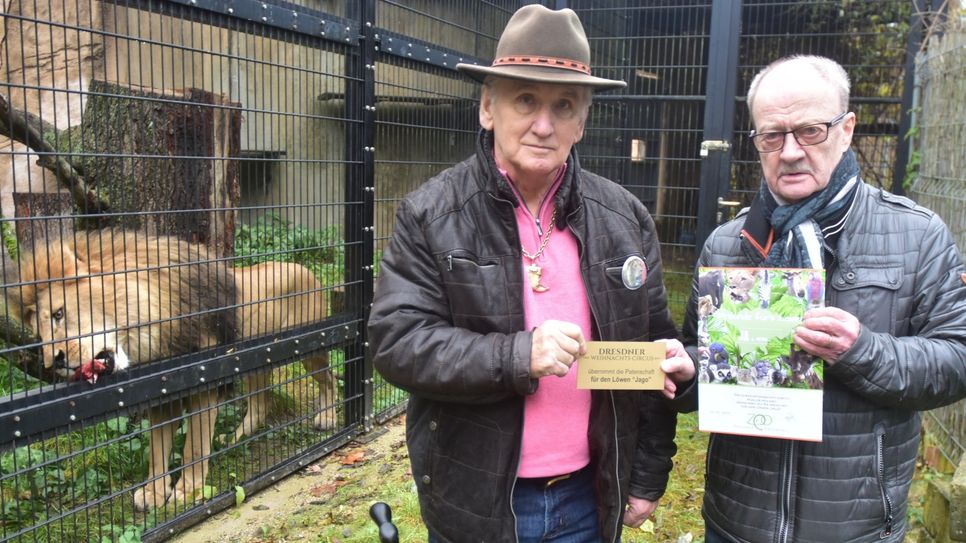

{"left": 677, "top": 55, "right": 966, "bottom": 543}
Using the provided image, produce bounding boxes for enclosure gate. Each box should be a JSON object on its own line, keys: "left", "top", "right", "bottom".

{"left": 0, "top": 0, "right": 916, "bottom": 541}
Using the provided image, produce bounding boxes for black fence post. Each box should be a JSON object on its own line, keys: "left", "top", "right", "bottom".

{"left": 695, "top": 0, "right": 742, "bottom": 251}
{"left": 893, "top": 0, "right": 935, "bottom": 196}
{"left": 344, "top": 0, "right": 377, "bottom": 431}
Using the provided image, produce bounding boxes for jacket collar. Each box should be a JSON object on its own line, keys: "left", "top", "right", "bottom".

{"left": 474, "top": 129, "right": 582, "bottom": 229}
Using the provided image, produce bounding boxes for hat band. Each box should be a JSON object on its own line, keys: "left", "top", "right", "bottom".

{"left": 492, "top": 55, "right": 591, "bottom": 75}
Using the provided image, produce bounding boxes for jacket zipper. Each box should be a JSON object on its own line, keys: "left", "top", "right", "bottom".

{"left": 532, "top": 187, "right": 557, "bottom": 236}
{"left": 509, "top": 191, "right": 567, "bottom": 542}
{"left": 569, "top": 215, "right": 621, "bottom": 543}
{"left": 490, "top": 172, "right": 565, "bottom": 542}
{"left": 609, "top": 391, "right": 621, "bottom": 542}
{"left": 776, "top": 440, "right": 796, "bottom": 543}
{"left": 487, "top": 192, "right": 523, "bottom": 543}
{"left": 510, "top": 402, "right": 524, "bottom": 543}
{"left": 704, "top": 434, "right": 716, "bottom": 481}
{"left": 736, "top": 233, "right": 798, "bottom": 543}
{"left": 876, "top": 430, "right": 894, "bottom": 538}
{"left": 508, "top": 175, "right": 556, "bottom": 237}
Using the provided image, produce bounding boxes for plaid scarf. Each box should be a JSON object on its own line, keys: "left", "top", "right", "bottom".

{"left": 741, "top": 149, "right": 860, "bottom": 268}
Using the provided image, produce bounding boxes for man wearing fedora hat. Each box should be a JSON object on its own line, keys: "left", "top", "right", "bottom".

{"left": 369, "top": 5, "right": 695, "bottom": 542}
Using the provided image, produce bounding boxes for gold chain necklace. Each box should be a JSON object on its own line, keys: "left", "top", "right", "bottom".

{"left": 521, "top": 208, "right": 557, "bottom": 292}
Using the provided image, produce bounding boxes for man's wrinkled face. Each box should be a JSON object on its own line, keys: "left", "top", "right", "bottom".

{"left": 751, "top": 69, "right": 855, "bottom": 204}
{"left": 479, "top": 78, "right": 589, "bottom": 184}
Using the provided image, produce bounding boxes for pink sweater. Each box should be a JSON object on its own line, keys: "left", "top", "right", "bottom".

{"left": 509, "top": 170, "right": 593, "bottom": 478}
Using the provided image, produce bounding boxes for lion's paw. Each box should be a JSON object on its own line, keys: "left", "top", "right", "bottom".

{"left": 169, "top": 478, "right": 204, "bottom": 507}
{"left": 314, "top": 407, "right": 338, "bottom": 431}
{"left": 133, "top": 482, "right": 169, "bottom": 512}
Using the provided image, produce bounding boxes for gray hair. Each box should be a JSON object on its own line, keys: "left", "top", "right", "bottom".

{"left": 746, "top": 55, "right": 851, "bottom": 116}
{"left": 482, "top": 76, "right": 593, "bottom": 121}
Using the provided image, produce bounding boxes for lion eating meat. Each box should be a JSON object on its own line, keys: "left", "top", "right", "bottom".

{"left": 7, "top": 229, "right": 337, "bottom": 511}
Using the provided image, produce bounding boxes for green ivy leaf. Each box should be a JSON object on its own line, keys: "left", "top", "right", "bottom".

{"left": 235, "top": 485, "right": 246, "bottom": 507}
{"left": 105, "top": 417, "right": 129, "bottom": 434}
{"left": 118, "top": 526, "right": 143, "bottom": 543}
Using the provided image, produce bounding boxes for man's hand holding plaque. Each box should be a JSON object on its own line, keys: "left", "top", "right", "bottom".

{"left": 578, "top": 339, "right": 694, "bottom": 399}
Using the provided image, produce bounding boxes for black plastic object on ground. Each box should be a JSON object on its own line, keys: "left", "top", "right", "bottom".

{"left": 369, "top": 502, "right": 400, "bottom": 543}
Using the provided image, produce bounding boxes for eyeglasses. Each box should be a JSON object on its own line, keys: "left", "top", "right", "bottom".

{"left": 749, "top": 112, "right": 848, "bottom": 153}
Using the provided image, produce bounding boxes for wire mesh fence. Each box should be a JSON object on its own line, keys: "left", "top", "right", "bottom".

{"left": 0, "top": 0, "right": 922, "bottom": 540}
{"left": 370, "top": 0, "right": 493, "bottom": 422}
{"left": 0, "top": 0, "right": 361, "bottom": 540}
{"left": 910, "top": 17, "right": 966, "bottom": 471}
{"left": 571, "top": 1, "right": 711, "bottom": 320}
{"left": 727, "top": 0, "right": 912, "bottom": 214}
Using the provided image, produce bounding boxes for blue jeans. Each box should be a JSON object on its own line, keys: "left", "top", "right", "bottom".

{"left": 427, "top": 465, "right": 599, "bottom": 542}
{"left": 513, "top": 465, "right": 599, "bottom": 542}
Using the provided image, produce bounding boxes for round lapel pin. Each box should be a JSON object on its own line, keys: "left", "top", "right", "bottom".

{"left": 621, "top": 255, "right": 646, "bottom": 290}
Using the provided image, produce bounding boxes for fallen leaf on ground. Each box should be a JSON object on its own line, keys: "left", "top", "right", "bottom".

{"left": 341, "top": 450, "right": 366, "bottom": 465}
{"left": 309, "top": 480, "right": 347, "bottom": 498}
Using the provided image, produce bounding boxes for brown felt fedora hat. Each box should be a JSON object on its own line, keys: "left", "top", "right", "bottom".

{"left": 456, "top": 5, "right": 626, "bottom": 90}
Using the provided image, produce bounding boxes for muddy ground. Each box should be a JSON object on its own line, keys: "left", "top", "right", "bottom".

{"left": 170, "top": 415, "right": 410, "bottom": 543}
{"left": 168, "top": 412, "right": 931, "bottom": 543}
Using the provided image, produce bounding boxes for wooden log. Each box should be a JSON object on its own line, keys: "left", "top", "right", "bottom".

{"left": 12, "top": 192, "right": 75, "bottom": 249}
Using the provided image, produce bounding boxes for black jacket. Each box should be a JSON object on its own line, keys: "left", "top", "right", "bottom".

{"left": 679, "top": 181, "right": 966, "bottom": 543}
{"left": 369, "top": 131, "right": 679, "bottom": 542}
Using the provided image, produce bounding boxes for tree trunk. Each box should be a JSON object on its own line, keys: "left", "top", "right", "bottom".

{"left": 76, "top": 80, "right": 241, "bottom": 256}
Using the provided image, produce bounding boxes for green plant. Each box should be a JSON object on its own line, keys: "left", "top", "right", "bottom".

{"left": 1, "top": 220, "right": 18, "bottom": 261}
{"left": 0, "top": 357, "right": 44, "bottom": 395}
{"left": 0, "top": 416, "right": 153, "bottom": 541}
{"left": 234, "top": 213, "right": 344, "bottom": 286}
{"left": 902, "top": 107, "right": 922, "bottom": 192}
{"left": 233, "top": 213, "right": 384, "bottom": 289}
{"left": 100, "top": 523, "right": 143, "bottom": 543}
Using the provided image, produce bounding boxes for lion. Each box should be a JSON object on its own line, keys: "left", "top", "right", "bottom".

{"left": 231, "top": 260, "right": 337, "bottom": 441}
{"left": 6, "top": 229, "right": 337, "bottom": 511}
{"left": 726, "top": 269, "right": 756, "bottom": 304}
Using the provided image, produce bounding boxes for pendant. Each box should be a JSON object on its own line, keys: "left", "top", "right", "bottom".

{"left": 527, "top": 264, "right": 549, "bottom": 292}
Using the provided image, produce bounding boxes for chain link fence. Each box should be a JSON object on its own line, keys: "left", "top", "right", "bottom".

{"left": 909, "top": 11, "right": 966, "bottom": 471}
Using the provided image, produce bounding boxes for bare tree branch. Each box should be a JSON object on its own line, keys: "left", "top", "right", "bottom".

{"left": 0, "top": 93, "right": 110, "bottom": 213}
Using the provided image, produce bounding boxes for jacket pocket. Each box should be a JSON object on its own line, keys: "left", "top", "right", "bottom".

{"left": 830, "top": 265, "right": 902, "bottom": 334}
{"left": 598, "top": 254, "right": 650, "bottom": 339}
{"left": 428, "top": 410, "right": 512, "bottom": 518}
{"left": 436, "top": 250, "right": 506, "bottom": 328}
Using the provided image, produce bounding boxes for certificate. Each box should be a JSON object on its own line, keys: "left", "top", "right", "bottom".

{"left": 696, "top": 267, "right": 826, "bottom": 441}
